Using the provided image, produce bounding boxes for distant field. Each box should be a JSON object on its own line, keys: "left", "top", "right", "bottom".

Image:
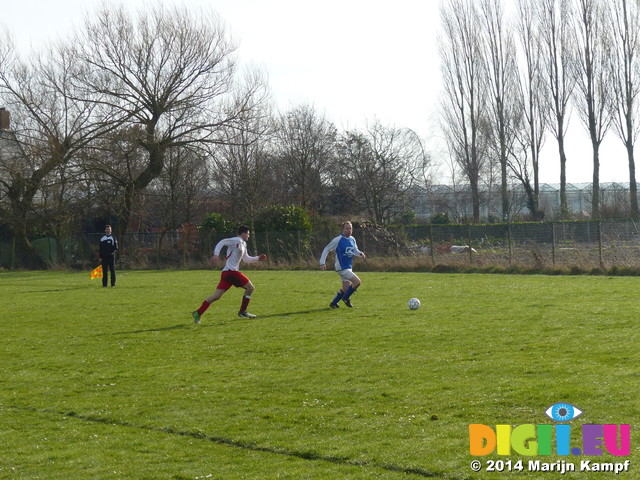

{"left": 1, "top": 270, "right": 637, "bottom": 479}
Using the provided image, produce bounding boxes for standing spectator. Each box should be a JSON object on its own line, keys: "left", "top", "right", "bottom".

{"left": 99, "top": 225, "right": 118, "bottom": 287}
{"left": 192, "top": 225, "right": 267, "bottom": 323}
{"left": 319, "top": 221, "right": 366, "bottom": 308}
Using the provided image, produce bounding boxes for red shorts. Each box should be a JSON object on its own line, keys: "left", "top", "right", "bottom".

{"left": 217, "top": 270, "right": 250, "bottom": 290}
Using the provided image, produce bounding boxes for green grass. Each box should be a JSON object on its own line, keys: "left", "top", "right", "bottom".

{"left": 1, "top": 270, "right": 638, "bottom": 479}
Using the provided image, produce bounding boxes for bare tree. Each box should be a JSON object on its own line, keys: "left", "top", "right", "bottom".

{"left": 211, "top": 103, "right": 274, "bottom": 231}
{"left": 480, "top": 0, "right": 520, "bottom": 220}
{"left": 607, "top": 0, "right": 640, "bottom": 219}
{"left": 0, "top": 38, "right": 117, "bottom": 267}
{"left": 439, "top": 0, "right": 489, "bottom": 222}
{"left": 272, "top": 104, "right": 337, "bottom": 210}
{"left": 572, "top": 0, "right": 612, "bottom": 218}
{"left": 74, "top": 3, "right": 270, "bottom": 235}
{"left": 34, "top": 156, "right": 91, "bottom": 264}
{"left": 85, "top": 125, "right": 148, "bottom": 228}
{"left": 336, "top": 121, "right": 426, "bottom": 225}
{"left": 539, "top": 0, "right": 575, "bottom": 218}
{"left": 149, "top": 145, "right": 211, "bottom": 229}
{"left": 512, "top": 0, "right": 549, "bottom": 219}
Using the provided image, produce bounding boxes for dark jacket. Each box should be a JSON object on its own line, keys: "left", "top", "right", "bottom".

{"left": 99, "top": 234, "right": 118, "bottom": 259}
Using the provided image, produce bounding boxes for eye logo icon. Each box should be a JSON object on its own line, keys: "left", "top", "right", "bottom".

{"left": 545, "top": 403, "right": 583, "bottom": 422}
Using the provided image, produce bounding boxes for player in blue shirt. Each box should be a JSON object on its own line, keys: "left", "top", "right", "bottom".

{"left": 319, "top": 221, "right": 366, "bottom": 308}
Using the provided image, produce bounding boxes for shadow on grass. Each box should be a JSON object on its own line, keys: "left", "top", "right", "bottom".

{"left": 111, "top": 308, "right": 333, "bottom": 335}
{"left": 110, "top": 324, "right": 193, "bottom": 335}
{"left": 22, "top": 286, "right": 94, "bottom": 293}
{"left": 6, "top": 405, "right": 450, "bottom": 479}
{"left": 256, "top": 308, "right": 329, "bottom": 319}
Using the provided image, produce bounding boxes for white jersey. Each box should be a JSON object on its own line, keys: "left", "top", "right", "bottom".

{"left": 214, "top": 236, "right": 259, "bottom": 271}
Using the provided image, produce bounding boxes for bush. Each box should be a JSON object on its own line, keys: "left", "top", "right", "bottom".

{"left": 254, "top": 205, "right": 312, "bottom": 233}
{"left": 430, "top": 212, "right": 450, "bottom": 225}
{"left": 398, "top": 210, "right": 416, "bottom": 225}
{"left": 253, "top": 206, "right": 312, "bottom": 261}
{"left": 199, "top": 212, "right": 234, "bottom": 234}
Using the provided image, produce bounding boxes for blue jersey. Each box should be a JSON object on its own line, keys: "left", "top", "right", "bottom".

{"left": 320, "top": 235, "right": 362, "bottom": 271}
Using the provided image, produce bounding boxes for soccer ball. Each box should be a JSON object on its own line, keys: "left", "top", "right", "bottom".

{"left": 408, "top": 298, "right": 421, "bottom": 310}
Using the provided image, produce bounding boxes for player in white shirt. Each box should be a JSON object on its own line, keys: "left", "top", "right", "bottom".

{"left": 192, "top": 225, "right": 267, "bottom": 323}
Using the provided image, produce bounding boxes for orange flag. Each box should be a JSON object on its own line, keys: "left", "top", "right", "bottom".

{"left": 90, "top": 265, "right": 103, "bottom": 280}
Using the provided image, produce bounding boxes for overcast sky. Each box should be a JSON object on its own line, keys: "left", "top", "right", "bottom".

{"left": 1, "top": 0, "right": 633, "bottom": 184}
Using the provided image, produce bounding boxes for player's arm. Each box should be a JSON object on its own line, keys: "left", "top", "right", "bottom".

{"left": 213, "top": 238, "right": 234, "bottom": 257}
{"left": 211, "top": 238, "right": 233, "bottom": 265}
{"left": 242, "top": 252, "right": 266, "bottom": 263}
{"left": 319, "top": 236, "right": 339, "bottom": 270}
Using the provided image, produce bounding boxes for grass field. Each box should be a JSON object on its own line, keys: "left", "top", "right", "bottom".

{"left": 1, "top": 269, "right": 638, "bottom": 479}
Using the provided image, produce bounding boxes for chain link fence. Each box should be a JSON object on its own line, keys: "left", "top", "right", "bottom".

{"left": 2, "top": 220, "right": 640, "bottom": 271}
{"left": 390, "top": 219, "right": 640, "bottom": 271}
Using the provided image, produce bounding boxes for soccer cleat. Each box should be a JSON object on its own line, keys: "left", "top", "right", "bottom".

{"left": 329, "top": 302, "right": 340, "bottom": 309}
{"left": 192, "top": 311, "right": 201, "bottom": 324}
{"left": 342, "top": 297, "right": 353, "bottom": 308}
{"left": 238, "top": 311, "right": 257, "bottom": 318}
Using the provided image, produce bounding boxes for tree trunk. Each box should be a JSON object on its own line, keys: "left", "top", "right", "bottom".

{"left": 501, "top": 159, "right": 509, "bottom": 220}
{"left": 627, "top": 144, "right": 638, "bottom": 219}
{"left": 471, "top": 180, "right": 481, "bottom": 222}
{"left": 592, "top": 144, "right": 600, "bottom": 219}
{"left": 558, "top": 135, "right": 569, "bottom": 218}
{"left": 8, "top": 212, "right": 45, "bottom": 268}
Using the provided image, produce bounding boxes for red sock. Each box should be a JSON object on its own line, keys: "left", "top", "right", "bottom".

{"left": 197, "top": 300, "right": 211, "bottom": 315}
{"left": 240, "top": 295, "right": 251, "bottom": 312}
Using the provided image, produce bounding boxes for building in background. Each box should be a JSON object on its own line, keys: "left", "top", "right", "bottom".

{"left": 411, "top": 183, "right": 632, "bottom": 222}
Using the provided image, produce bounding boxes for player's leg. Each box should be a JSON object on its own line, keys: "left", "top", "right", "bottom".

{"left": 192, "top": 288, "right": 226, "bottom": 324}
{"left": 330, "top": 270, "right": 355, "bottom": 308}
{"left": 341, "top": 273, "right": 361, "bottom": 307}
{"left": 329, "top": 278, "right": 349, "bottom": 308}
{"left": 193, "top": 272, "right": 232, "bottom": 324}
{"left": 205, "top": 288, "right": 227, "bottom": 304}
{"left": 238, "top": 280, "right": 256, "bottom": 318}
{"left": 329, "top": 286, "right": 343, "bottom": 308}
{"left": 109, "top": 257, "right": 116, "bottom": 287}
{"left": 101, "top": 260, "right": 109, "bottom": 287}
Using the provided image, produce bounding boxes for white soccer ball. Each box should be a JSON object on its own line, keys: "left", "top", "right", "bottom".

{"left": 408, "top": 298, "right": 421, "bottom": 310}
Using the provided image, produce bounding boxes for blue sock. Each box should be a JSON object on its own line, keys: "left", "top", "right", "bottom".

{"left": 342, "top": 285, "right": 356, "bottom": 301}
{"left": 331, "top": 290, "right": 344, "bottom": 305}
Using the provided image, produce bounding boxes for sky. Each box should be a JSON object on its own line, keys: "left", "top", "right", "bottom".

{"left": 0, "top": 0, "right": 633, "bottom": 184}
